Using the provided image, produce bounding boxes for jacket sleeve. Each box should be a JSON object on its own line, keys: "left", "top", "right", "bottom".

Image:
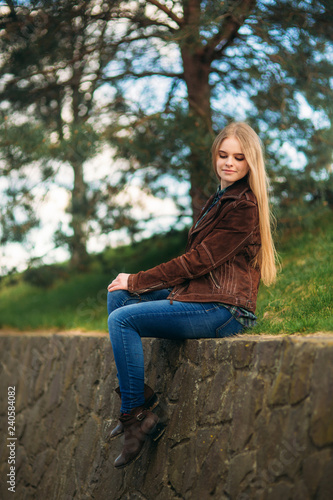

{"left": 128, "top": 199, "right": 259, "bottom": 293}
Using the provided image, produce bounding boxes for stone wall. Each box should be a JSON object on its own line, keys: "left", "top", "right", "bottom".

{"left": 0, "top": 331, "right": 333, "bottom": 500}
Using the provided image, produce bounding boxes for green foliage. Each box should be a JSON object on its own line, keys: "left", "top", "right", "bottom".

{"left": 0, "top": 117, "right": 49, "bottom": 244}
{"left": 107, "top": 105, "right": 215, "bottom": 205}
{"left": 22, "top": 265, "right": 69, "bottom": 288}
{"left": 0, "top": 1, "right": 124, "bottom": 266}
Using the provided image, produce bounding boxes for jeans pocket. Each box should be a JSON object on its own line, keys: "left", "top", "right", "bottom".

{"left": 216, "top": 316, "right": 244, "bottom": 338}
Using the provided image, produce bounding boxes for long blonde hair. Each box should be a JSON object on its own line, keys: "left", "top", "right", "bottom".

{"left": 211, "top": 122, "right": 278, "bottom": 286}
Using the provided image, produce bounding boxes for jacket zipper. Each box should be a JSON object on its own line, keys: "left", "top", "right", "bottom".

{"left": 134, "top": 282, "right": 165, "bottom": 294}
{"left": 169, "top": 284, "right": 187, "bottom": 304}
{"left": 209, "top": 271, "right": 221, "bottom": 289}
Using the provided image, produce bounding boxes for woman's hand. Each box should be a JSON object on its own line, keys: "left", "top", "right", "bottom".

{"left": 107, "top": 273, "right": 130, "bottom": 292}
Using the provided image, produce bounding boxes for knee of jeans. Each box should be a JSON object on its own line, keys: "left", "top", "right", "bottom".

{"left": 108, "top": 307, "right": 127, "bottom": 335}
{"left": 107, "top": 290, "right": 126, "bottom": 314}
{"left": 107, "top": 310, "right": 114, "bottom": 333}
{"left": 107, "top": 290, "right": 115, "bottom": 313}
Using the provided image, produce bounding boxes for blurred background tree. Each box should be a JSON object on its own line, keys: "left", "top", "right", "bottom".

{"left": 0, "top": 0, "right": 332, "bottom": 272}
{"left": 104, "top": 0, "right": 333, "bottom": 217}
{"left": 0, "top": 0, "right": 136, "bottom": 269}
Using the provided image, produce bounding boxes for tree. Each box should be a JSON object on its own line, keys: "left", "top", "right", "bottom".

{"left": 1, "top": 1, "right": 332, "bottom": 273}
{"left": 0, "top": 0, "right": 135, "bottom": 269}
{"left": 102, "top": 0, "right": 333, "bottom": 218}
{"left": 0, "top": 115, "right": 41, "bottom": 247}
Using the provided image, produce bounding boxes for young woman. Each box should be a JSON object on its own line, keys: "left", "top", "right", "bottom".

{"left": 107, "top": 122, "right": 277, "bottom": 469}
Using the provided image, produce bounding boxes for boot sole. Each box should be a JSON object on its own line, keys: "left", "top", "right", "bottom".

{"left": 110, "top": 395, "right": 159, "bottom": 441}
{"left": 151, "top": 422, "right": 166, "bottom": 442}
{"left": 110, "top": 428, "right": 124, "bottom": 441}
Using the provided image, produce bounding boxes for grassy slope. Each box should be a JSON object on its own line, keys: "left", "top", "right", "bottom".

{"left": 0, "top": 214, "right": 332, "bottom": 334}
{"left": 252, "top": 209, "right": 333, "bottom": 334}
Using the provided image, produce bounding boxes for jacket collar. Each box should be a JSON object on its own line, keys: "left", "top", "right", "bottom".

{"left": 189, "top": 175, "right": 251, "bottom": 236}
{"left": 218, "top": 174, "right": 250, "bottom": 200}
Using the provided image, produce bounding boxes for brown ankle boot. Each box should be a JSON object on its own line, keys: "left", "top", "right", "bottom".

{"left": 114, "top": 407, "right": 160, "bottom": 469}
{"left": 110, "top": 384, "right": 158, "bottom": 440}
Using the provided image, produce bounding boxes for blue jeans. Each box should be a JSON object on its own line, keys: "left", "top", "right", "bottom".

{"left": 107, "top": 289, "right": 244, "bottom": 412}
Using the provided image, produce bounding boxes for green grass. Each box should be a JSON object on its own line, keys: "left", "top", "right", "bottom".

{"left": 0, "top": 229, "right": 188, "bottom": 332}
{"left": 252, "top": 209, "right": 333, "bottom": 334}
{"left": 0, "top": 213, "right": 332, "bottom": 335}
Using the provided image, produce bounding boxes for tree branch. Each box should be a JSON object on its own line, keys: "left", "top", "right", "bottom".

{"left": 90, "top": 9, "right": 176, "bottom": 33}
{"left": 5, "top": 0, "right": 17, "bottom": 20}
{"left": 2, "top": 30, "right": 169, "bottom": 89}
{"left": 204, "top": 0, "right": 256, "bottom": 61}
{"left": 101, "top": 70, "right": 185, "bottom": 81}
{"left": 146, "top": 0, "right": 184, "bottom": 27}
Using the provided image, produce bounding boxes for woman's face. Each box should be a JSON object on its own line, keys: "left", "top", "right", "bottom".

{"left": 216, "top": 136, "right": 249, "bottom": 189}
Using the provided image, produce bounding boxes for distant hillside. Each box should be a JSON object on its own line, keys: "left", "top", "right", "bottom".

{"left": 0, "top": 210, "right": 332, "bottom": 334}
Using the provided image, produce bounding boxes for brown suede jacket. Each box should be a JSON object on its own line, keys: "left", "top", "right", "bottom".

{"left": 128, "top": 176, "right": 261, "bottom": 313}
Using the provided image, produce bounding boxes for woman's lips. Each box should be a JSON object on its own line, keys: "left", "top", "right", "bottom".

{"left": 223, "top": 169, "right": 236, "bottom": 173}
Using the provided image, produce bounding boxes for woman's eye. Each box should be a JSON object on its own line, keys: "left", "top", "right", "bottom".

{"left": 219, "top": 154, "right": 227, "bottom": 158}
{"left": 235, "top": 157, "right": 245, "bottom": 161}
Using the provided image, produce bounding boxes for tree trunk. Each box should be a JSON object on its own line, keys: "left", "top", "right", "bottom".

{"left": 69, "top": 159, "right": 89, "bottom": 269}
{"left": 177, "top": 0, "right": 257, "bottom": 219}
{"left": 181, "top": 45, "right": 216, "bottom": 219}
{"left": 69, "top": 74, "right": 90, "bottom": 269}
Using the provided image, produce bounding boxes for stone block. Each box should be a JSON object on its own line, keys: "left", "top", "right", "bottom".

{"left": 265, "top": 481, "right": 293, "bottom": 500}
{"left": 186, "top": 339, "right": 220, "bottom": 379}
{"left": 72, "top": 416, "right": 102, "bottom": 492}
{"left": 293, "top": 480, "right": 311, "bottom": 500}
{"left": 197, "top": 363, "right": 233, "bottom": 425}
{"left": 155, "top": 485, "right": 179, "bottom": 500}
{"left": 183, "top": 338, "right": 202, "bottom": 365}
{"left": 194, "top": 426, "right": 230, "bottom": 497}
{"left": 225, "top": 450, "right": 256, "bottom": 499}
{"left": 120, "top": 492, "right": 149, "bottom": 500}
{"left": 168, "top": 439, "right": 197, "bottom": 496}
{"left": 167, "top": 364, "right": 188, "bottom": 402}
{"left": 29, "top": 448, "right": 55, "bottom": 488}
{"left": 37, "top": 435, "right": 78, "bottom": 500}
{"left": 43, "top": 387, "right": 78, "bottom": 449}
{"left": 255, "top": 407, "right": 300, "bottom": 480}
{"left": 216, "top": 339, "right": 233, "bottom": 364}
{"left": 309, "top": 347, "right": 333, "bottom": 447}
{"left": 316, "top": 457, "right": 333, "bottom": 500}
{"left": 167, "top": 365, "right": 200, "bottom": 445}
{"left": 100, "top": 338, "right": 115, "bottom": 380}
{"left": 289, "top": 343, "right": 315, "bottom": 405}
{"left": 43, "top": 370, "right": 63, "bottom": 415}
{"left": 267, "top": 340, "right": 295, "bottom": 407}
{"left": 303, "top": 449, "right": 333, "bottom": 497}
{"left": 230, "top": 340, "right": 255, "bottom": 369}
{"left": 63, "top": 339, "right": 80, "bottom": 392}
{"left": 98, "top": 372, "right": 119, "bottom": 420}
{"left": 253, "top": 339, "right": 282, "bottom": 374}
{"left": 268, "top": 371, "right": 290, "bottom": 407}
{"left": 19, "top": 399, "right": 47, "bottom": 457}
{"left": 143, "top": 436, "right": 169, "bottom": 492}
{"left": 229, "top": 373, "right": 264, "bottom": 452}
